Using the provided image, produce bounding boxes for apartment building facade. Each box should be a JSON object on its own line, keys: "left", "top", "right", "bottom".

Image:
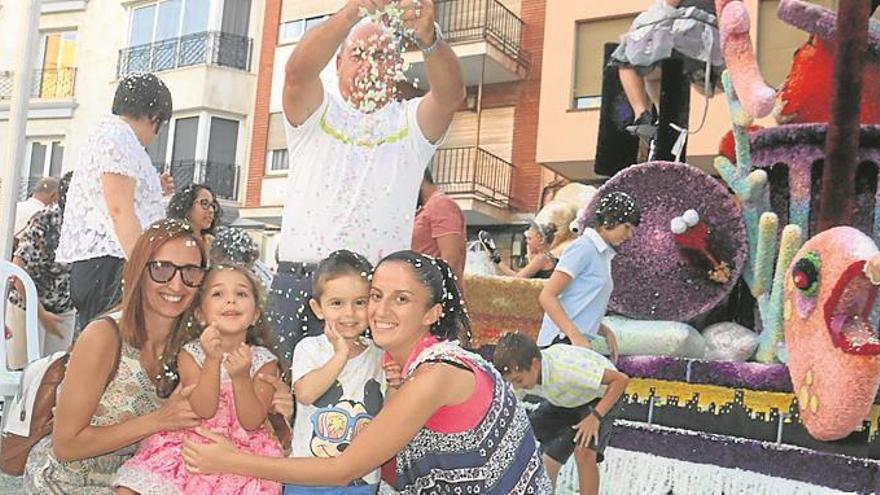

{"left": 0, "top": 0, "right": 265, "bottom": 209}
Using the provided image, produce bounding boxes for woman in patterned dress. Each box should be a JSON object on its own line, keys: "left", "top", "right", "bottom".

{"left": 183, "top": 250, "right": 553, "bottom": 494}
{"left": 24, "top": 219, "right": 207, "bottom": 493}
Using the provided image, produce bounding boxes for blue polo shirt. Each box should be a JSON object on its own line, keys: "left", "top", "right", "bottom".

{"left": 537, "top": 228, "right": 615, "bottom": 346}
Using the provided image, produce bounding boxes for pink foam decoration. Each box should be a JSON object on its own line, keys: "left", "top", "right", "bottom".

{"left": 784, "top": 227, "right": 880, "bottom": 441}
{"left": 716, "top": 0, "right": 777, "bottom": 118}
{"left": 778, "top": 0, "right": 880, "bottom": 56}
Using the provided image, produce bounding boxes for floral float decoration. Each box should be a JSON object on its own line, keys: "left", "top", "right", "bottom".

{"left": 670, "top": 209, "right": 732, "bottom": 284}
{"left": 584, "top": 161, "right": 748, "bottom": 322}
{"left": 783, "top": 227, "right": 880, "bottom": 440}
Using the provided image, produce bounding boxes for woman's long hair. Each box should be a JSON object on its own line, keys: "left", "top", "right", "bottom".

{"left": 118, "top": 218, "right": 206, "bottom": 398}
{"left": 377, "top": 250, "right": 471, "bottom": 346}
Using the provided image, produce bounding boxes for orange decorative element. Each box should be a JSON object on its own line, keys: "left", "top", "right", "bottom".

{"left": 463, "top": 275, "right": 545, "bottom": 347}
{"left": 778, "top": 38, "right": 880, "bottom": 125}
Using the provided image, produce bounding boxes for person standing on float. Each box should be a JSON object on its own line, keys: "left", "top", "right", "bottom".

{"left": 267, "top": 0, "right": 465, "bottom": 365}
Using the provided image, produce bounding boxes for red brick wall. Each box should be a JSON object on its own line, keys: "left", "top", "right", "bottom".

{"left": 509, "top": 0, "right": 546, "bottom": 213}
{"left": 245, "top": 0, "right": 282, "bottom": 208}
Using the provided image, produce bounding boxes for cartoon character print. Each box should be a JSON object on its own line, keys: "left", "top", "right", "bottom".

{"left": 309, "top": 379, "right": 383, "bottom": 458}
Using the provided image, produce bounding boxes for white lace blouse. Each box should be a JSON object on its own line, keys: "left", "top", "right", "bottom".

{"left": 57, "top": 116, "right": 166, "bottom": 263}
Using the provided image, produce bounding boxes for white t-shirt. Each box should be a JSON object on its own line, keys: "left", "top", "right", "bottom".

{"left": 14, "top": 197, "right": 46, "bottom": 237}
{"left": 290, "top": 335, "right": 385, "bottom": 485}
{"left": 57, "top": 116, "right": 166, "bottom": 263}
{"left": 279, "top": 90, "right": 440, "bottom": 264}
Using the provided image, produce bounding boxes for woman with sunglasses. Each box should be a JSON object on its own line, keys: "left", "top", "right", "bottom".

{"left": 25, "top": 219, "right": 207, "bottom": 494}
{"left": 57, "top": 73, "right": 176, "bottom": 332}
{"left": 167, "top": 184, "right": 223, "bottom": 245}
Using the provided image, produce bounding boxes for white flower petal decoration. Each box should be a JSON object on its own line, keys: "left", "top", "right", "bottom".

{"left": 683, "top": 209, "right": 700, "bottom": 227}
{"left": 670, "top": 216, "right": 688, "bottom": 234}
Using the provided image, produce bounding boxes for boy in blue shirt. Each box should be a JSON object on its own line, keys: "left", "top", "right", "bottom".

{"left": 537, "top": 191, "right": 641, "bottom": 361}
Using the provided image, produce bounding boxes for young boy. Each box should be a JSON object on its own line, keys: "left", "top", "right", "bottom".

{"left": 537, "top": 191, "right": 641, "bottom": 361}
{"left": 493, "top": 332, "right": 629, "bottom": 495}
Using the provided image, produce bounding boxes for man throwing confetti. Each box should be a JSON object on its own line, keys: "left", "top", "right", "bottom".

{"left": 267, "top": 0, "right": 465, "bottom": 365}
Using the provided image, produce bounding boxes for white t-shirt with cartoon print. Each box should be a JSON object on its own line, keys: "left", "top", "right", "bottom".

{"left": 290, "top": 335, "right": 385, "bottom": 485}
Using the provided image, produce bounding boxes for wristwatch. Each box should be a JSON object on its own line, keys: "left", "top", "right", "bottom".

{"left": 415, "top": 22, "right": 444, "bottom": 55}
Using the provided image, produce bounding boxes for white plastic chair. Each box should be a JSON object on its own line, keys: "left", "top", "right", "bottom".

{"left": 0, "top": 260, "right": 41, "bottom": 405}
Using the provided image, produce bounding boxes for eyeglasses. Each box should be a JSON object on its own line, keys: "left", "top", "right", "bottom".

{"left": 146, "top": 261, "right": 205, "bottom": 288}
{"left": 310, "top": 407, "right": 372, "bottom": 443}
{"left": 197, "top": 198, "right": 218, "bottom": 211}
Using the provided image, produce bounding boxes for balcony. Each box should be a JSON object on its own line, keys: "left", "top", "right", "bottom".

{"left": 0, "top": 68, "right": 77, "bottom": 101}
{"left": 431, "top": 146, "right": 513, "bottom": 224}
{"left": 156, "top": 160, "right": 240, "bottom": 202}
{"left": 405, "top": 0, "right": 529, "bottom": 87}
{"left": 117, "top": 31, "right": 252, "bottom": 78}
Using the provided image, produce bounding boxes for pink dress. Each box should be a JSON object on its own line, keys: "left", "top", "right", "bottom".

{"left": 114, "top": 342, "right": 283, "bottom": 494}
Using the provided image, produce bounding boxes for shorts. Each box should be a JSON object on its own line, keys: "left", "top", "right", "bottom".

{"left": 529, "top": 398, "right": 619, "bottom": 464}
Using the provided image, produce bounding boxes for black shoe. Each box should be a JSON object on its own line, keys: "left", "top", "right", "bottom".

{"left": 626, "top": 109, "right": 657, "bottom": 141}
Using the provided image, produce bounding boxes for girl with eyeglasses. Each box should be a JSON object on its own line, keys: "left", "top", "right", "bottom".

{"left": 116, "top": 262, "right": 285, "bottom": 494}
{"left": 25, "top": 219, "right": 205, "bottom": 494}
{"left": 167, "top": 184, "right": 223, "bottom": 245}
{"left": 182, "top": 250, "right": 552, "bottom": 494}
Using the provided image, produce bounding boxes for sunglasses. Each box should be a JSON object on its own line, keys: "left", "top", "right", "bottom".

{"left": 146, "top": 260, "right": 205, "bottom": 288}
{"left": 197, "top": 198, "right": 219, "bottom": 211}
{"left": 310, "top": 408, "right": 372, "bottom": 443}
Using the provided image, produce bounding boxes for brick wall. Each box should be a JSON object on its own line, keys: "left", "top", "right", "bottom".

{"left": 509, "top": 0, "right": 546, "bottom": 213}
{"left": 244, "top": 0, "right": 282, "bottom": 208}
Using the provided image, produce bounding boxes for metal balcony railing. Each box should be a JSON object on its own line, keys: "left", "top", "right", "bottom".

{"left": 434, "top": 0, "right": 529, "bottom": 70}
{"left": 117, "top": 31, "right": 252, "bottom": 78}
{"left": 156, "top": 160, "right": 240, "bottom": 201}
{"left": 0, "top": 71, "right": 13, "bottom": 100}
{"left": 431, "top": 146, "right": 512, "bottom": 208}
{"left": 32, "top": 67, "right": 77, "bottom": 98}
{"left": 0, "top": 68, "right": 77, "bottom": 100}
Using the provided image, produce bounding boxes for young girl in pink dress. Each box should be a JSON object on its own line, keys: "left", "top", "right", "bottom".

{"left": 115, "top": 264, "right": 284, "bottom": 494}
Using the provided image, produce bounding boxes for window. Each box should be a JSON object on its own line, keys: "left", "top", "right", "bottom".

{"left": 268, "top": 149, "right": 289, "bottom": 172}
{"left": 128, "top": 0, "right": 210, "bottom": 47}
{"left": 22, "top": 140, "right": 64, "bottom": 199}
{"left": 757, "top": 0, "right": 836, "bottom": 88}
{"left": 279, "top": 15, "right": 329, "bottom": 44}
{"left": 572, "top": 16, "right": 636, "bottom": 107}
{"left": 37, "top": 31, "right": 77, "bottom": 98}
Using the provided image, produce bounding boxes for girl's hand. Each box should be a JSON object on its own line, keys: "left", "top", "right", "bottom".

{"left": 224, "top": 343, "right": 252, "bottom": 379}
{"left": 200, "top": 323, "right": 224, "bottom": 361}
{"left": 183, "top": 428, "right": 239, "bottom": 474}
{"left": 258, "top": 373, "right": 294, "bottom": 422}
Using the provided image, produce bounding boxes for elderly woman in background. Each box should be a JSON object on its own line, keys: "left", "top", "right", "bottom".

{"left": 56, "top": 73, "right": 175, "bottom": 331}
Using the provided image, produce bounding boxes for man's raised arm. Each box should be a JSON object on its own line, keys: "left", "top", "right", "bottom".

{"left": 406, "top": 0, "right": 466, "bottom": 143}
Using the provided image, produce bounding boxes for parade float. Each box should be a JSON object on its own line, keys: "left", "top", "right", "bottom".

{"left": 462, "top": 0, "right": 880, "bottom": 492}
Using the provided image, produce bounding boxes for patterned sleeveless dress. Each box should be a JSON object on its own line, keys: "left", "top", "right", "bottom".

{"left": 24, "top": 341, "right": 162, "bottom": 494}
{"left": 393, "top": 340, "right": 553, "bottom": 494}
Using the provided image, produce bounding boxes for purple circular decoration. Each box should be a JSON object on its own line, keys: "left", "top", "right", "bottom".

{"left": 589, "top": 161, "right": 748, "bottom": 321}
